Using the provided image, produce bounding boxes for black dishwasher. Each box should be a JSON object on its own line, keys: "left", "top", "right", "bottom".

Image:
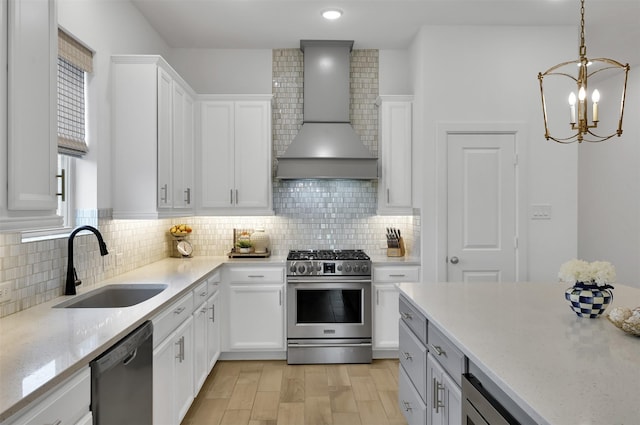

{"left": 90, "top": 321, "right": 153, "bottom": 425}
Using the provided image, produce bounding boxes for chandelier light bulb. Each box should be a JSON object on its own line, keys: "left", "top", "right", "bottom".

{"left": 591, "top": 89, "right": 600, "bottom": 103}
{"left": 568, "top": 92, "right": 576, "bottom": 106}
{"left": 578, "top": 86, "right": 586, "bottom": 101}
{"left": 569, "top": 92, "right": 577, "bottom": 124}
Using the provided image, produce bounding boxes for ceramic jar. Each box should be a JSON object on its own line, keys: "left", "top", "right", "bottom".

{"left": 250, "top": 228, "right": 271, "bottom": 253}
{"left": 565, "top": 282, "right": 613, "bottom": 318}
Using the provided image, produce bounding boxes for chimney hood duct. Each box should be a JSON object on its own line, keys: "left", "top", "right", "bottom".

{"left": 276, "top": 40, "right": 378, "bottom": 180}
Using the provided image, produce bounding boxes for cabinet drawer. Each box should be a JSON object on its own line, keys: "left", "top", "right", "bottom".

{"left": 398, "top": 365, "right": 427, "bottom": 425}
{"left": 399, "top": 320, "right": 427, "bottom": 402}
{"left": 428, "top": 323, "right": 464, "bottom": 387}
{"left": 8, "top": 368, "right": 90, "bottom": 425}
{"left": 227, "top": 267, "right": 284, "bottom": 283}
{"left": 193, "top": 280, "right": 210, "bottom": 305}
{"left": 373, "top": 266, "right": 420, "bottom": 283}
{"left": 153, "top": 292, "right": 194, "bottom": 346}
{"left": 399, "top": 295, "right": 427, "bottom": 345}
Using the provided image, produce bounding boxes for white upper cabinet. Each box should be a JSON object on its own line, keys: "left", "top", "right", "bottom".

{"left": 198, "top": 95, "right": 273, "bottom": 215}
{"left": 1, "top": 0, "right": 61, "bottom": 231}
{"left": 376, "top": 95, "right": 413, "bottom": 215}
{"left": 111, "top": 55, "right": 195, "bottom": 219}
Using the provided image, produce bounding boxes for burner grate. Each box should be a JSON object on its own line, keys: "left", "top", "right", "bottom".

{"left": 287, "top": 249, "right": 370, "bottom": 261}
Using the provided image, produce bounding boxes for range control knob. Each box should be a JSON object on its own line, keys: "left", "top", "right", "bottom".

{"left": 361, "top": 263, "right": 369, "bottom": 274}
{"left": 354, "top": 264, "right": 361, "bottom": 273}
{"left": 297, "top": 264, "right": 307, "bottom": 274}
{"left": 315, "top": 263, "right": 322, "bottom": 272}
{"left": 344, "top": 263, "right": 352, "bottom": 273}
{"left": 337, "top": 264, "right": 343, "bottom": 271}
{"left": 289, "top": 264, "right": 297, "bottom": 274}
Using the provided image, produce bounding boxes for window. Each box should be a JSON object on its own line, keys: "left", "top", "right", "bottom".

{"left": 56, "top": 29, "right": 93, "bottom": 227}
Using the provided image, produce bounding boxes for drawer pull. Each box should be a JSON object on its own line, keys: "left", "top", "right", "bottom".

{"left": 247, "top": 275, "right": 265, "bottom": 278}
{"left": 210, "top": 305, "right": 215, "bottom": 322}
{"left": 174, "top": 306, "right": 186, "bottom": 315}
{"left": 199, "top": 291, "right": 208, "bottom": 297}
{"left": 400, "top": 311, "right": 413, "bottom": 320}
{"left": 390, "top": 274, "right": 406, "bottom": 277}
{"left": 402, "top": 351, "right": 413, "bottom": 361}
{"left": 402, "top": 400, "right": 412, "bottom": 412}
{"left": 430, "top": 344, "right": 446, "bottom": 356}
{"left": 47, "top": 421, "right": 62, "bottom": 425}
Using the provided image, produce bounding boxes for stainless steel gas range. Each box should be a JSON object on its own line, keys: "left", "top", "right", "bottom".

{"left": 286, "top": 249, "right": 372, "bottom": 364}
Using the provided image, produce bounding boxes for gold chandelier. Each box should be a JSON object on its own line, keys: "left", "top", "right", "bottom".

{"left": 538, "top": 0, "right": 630, "bottom": 143}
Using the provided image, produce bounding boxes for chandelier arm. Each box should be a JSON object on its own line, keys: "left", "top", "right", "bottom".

{"left": 540, "top": 60, "right": 581, "bottom": 77}
{"left": 588, "top": 58, "right": 629, "bottom": 69}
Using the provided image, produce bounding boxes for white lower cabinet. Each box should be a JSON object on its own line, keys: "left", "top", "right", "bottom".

{"left": 223, "top": 266, "right": 285, "bottom": 353}
{"left": 153, "top": 315, "right": 194, "bottom": 425}
{"left": 193, "top": 278, "right": 221, "bottom": 394}
{"left": 4, "top": 367, "right": 91, "bottom": 425}
{"left": 373, "top": 265, "right": 420, "bottom": 355}
{"left": 206, "top": 289, "right": 221, "bottom": 369}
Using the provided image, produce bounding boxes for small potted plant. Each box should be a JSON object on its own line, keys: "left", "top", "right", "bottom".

{"left": 236, "top": 239, "right": 253, "bottom": 254}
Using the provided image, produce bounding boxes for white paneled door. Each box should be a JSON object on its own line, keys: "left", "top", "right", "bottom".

{"left": 447, "top": 133, "right": 517, "bottom": 282}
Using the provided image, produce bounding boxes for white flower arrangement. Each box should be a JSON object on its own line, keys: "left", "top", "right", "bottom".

{"left": 558, "top": 259, "right": 616, "bottom": 287}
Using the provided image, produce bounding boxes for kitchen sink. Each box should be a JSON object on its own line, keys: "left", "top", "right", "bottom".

{"left": 53, "top": 284, "right": 168, "bottom": 308}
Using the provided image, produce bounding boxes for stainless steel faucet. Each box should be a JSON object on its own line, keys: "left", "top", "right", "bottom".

{"left": 65, "top": 225, "right": 109, "bottom": 295}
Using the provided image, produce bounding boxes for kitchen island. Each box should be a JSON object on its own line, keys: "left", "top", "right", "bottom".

{"left": 397, "top": 281, "right": 640, "bottom": 425}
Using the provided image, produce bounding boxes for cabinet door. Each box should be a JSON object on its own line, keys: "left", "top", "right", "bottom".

{"left": 441, "top": 367, "right": 462, "bottom": 425}
{"left": 7, "top": 0, "right": 58, "bottom": 212}
{"left": 157, "top": 67, "right": 173, "bottom": 209}
{"left": 193, "top": 301, "right": 208, "bottom": 394}
{"left": 228, "top": 283, "right": 284, "bottom": 350}
{"left": 153, "top": 333, "right": 175, "bottom": 424}
{"left": 200, "top": 101, "right": 235, "bottom": 208}
{"left": 233, "top": 101, "right": 272, "bottom": 209}
{"left": 428, "top": 353, "right": 462, "bottom": 425}
{"left": 377, "top": 98, "right": 413, "bottom": 215}
{"left": 172, "top": 81, "right": 194, "bottom": 210}
{"left": 207, "top": 290, "right": 221, "bottom": 370}
{"left": 174, "top": 316, "right": 194, "bottom": 424}
{"left": 373, "top": 283, "right": 400, "bottom": 351}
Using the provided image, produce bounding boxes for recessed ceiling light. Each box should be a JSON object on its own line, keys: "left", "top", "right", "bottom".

{"left": 322, "top": 9, "right": 343, "bottom": 20}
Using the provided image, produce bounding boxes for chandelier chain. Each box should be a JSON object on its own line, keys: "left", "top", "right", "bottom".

{"left": 579, "top": 0, "right": 586, "bottom": 57}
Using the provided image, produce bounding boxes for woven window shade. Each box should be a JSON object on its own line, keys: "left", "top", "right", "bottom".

{"left": 57, "top": 29, "right": 92, "bottom": 156}
{"left": 58, "top": 29, "right": 93, "bottom": 73}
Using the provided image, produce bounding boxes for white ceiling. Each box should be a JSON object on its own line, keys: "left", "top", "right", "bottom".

{"left": 131, "top": 0, "right": 640, "bottom": 64}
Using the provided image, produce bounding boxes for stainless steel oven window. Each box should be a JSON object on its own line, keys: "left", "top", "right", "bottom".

{"left": 296, "top": 288, "right": 363, "bottom": 324}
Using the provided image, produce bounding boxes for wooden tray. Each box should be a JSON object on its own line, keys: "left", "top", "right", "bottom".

{"left": 227, "top": 248, "right": 271, "bottom": 259}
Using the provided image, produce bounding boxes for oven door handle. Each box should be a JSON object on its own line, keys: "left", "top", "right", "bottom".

{"left": 288, "top": 342, "right": 372, "bottom": 348}
{"left": 287, "top": 279, "right": 372, "bottom": 284}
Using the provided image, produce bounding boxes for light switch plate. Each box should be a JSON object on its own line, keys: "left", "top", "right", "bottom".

{"left": 531, "top": 204, "right": 552, "bottom": 220}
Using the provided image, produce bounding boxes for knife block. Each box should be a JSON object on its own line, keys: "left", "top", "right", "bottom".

{"left": 387, "top": 237, "right": 406, "bottom": 257}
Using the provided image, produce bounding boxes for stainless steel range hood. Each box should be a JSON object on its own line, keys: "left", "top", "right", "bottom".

{"left": 276, "top": 40, "right": 378, "bottom": 180}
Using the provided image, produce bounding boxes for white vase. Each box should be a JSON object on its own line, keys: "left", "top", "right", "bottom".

{"left": 250, "top": 228, "right": 270, "bottom": 253}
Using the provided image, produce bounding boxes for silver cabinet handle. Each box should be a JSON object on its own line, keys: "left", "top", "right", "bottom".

{"left": 235, "top": 189, "right": 238, "bottom": 204}
{"left": 402, "top": 351, "right": 412, "bottom": 361}
{"left": 387, "top": 188, "right": 390, "bottom": 203}
{"left": 200, "top": 307, "right": 207, "bottom": 313}
{"left": 402, "top": 400, "right": 412, "bottom": 412}
{"left": 450, "top": 256, "right": 459, "bottom": 264}
{"left": 400, "top": 311, "right": 413, "bottom": 320}
{"left": 230, "top": 189, "right": 233, "bottom": 205}
{"left": 389, "top": 274, "right": 406, "bottom": 278}
{"left": 433, "top": 377, "right": 445, "bottom": 413}
{"left": 47, "top": 421, "right": 62, "bottom": 425}
{"left": 210, "top": 305, "right": 215, "bottom": 322}
{"left": 430, "top": 344, "right": 445, "bottom": 357}
{"left": 174, "top": 306, "right": 186, "bottom": 315}
{"left": 279, "top": 290, "right": 282, "bottom": 306}
{"left": 160, "top": 184, "right": 168, "bottom": 203}
{"left": 185, "top": 188, "right": 191, "bottom": 204}
{"left": 376, "top": 289, "right": 379, "bottom": 305}
{"left": 248, "top": 275, "right": 265, "bottom": 278}
{"left": 175, "top": 337, "right": 182, "bottom": 361}
{"left": 199, "top": 290, "right": 208, "bottom": 297}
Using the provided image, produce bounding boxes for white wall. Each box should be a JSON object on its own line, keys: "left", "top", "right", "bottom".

{"left": 578, "top": 70, "right": 640, "bottom": 287}
{"left": 58, "top": 0, "right": 171, "bottom": 209}
{"left": 379, "top": 50, "right": 411, "bottom": 95}
{"left": 168, "top": 49, "right": 272, "bottom": 94}
{"left": 409, "top": 25, "right": 579, "bottom": 282}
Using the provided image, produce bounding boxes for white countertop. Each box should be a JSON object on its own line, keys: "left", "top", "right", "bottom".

{"left": 0, "top": 253, "right": 412, "bottom": 421}
{"left": 397, "top": 281, "right": 640, "bottom": 425}
{"left": 0, "top": 256, "right": 230, "bottom": 422}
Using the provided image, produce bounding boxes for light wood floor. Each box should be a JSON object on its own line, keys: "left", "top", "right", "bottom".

{"left": 182, "top": 359, "right": 408, "bottom": 425}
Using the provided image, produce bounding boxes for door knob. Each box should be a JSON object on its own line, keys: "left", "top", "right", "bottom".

{"left": 450, "top": 256, "right": 459, "bottom": 264}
